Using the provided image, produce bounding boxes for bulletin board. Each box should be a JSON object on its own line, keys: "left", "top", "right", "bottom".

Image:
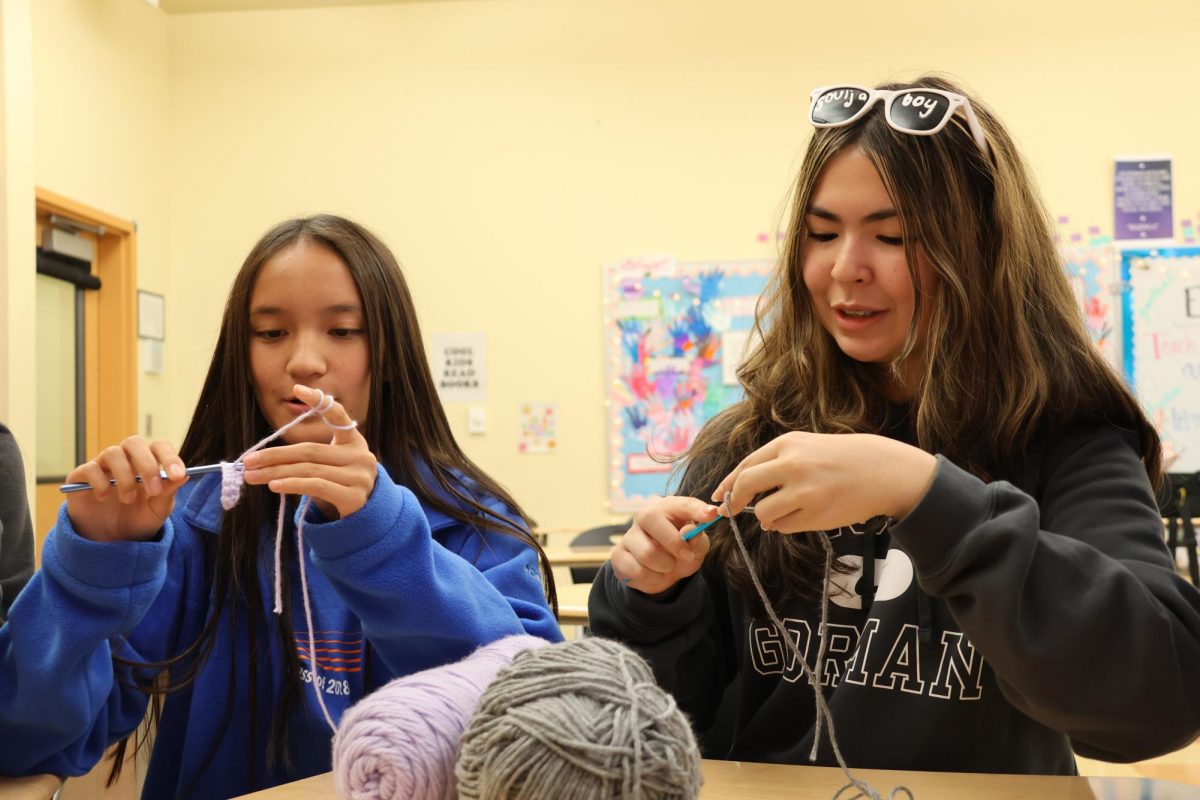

{"left": 603, "top": 257, "right": 773, "bottom": 512}
{"left": 1060, "top": 244, "right": 1122, "bottom": 372}
{"left": 1121, "top": 247, "right": 1200, "bottom": 471}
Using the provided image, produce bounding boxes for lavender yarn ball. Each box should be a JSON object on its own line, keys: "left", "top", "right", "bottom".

{"left": 455, "top": 637, "right": 703, "bottom": 800}
{"left": 332, "top": 634, "right": 550, "bottom": 800}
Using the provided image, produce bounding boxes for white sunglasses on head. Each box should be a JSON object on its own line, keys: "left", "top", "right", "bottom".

{"left": 809, "top": 85, "right": 990, "bottom": 157}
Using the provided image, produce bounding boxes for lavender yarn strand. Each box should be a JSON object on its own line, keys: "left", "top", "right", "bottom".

{"left": 332, "top": 635, "right": 550, "bottom": 800}
{"left": 218, "top": 389, "right": 359, "bottom": 732}
{"left": 218, "top": 390, "right": 346, "bottom": 512}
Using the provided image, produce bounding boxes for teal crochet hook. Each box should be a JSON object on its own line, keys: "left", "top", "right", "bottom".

{"left": 682, "top": 505, "right": 756, "bottom": 542}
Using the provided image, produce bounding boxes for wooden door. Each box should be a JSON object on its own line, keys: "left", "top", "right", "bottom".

{"left": 32, "top": 189, "right": 136, "bottom": 559}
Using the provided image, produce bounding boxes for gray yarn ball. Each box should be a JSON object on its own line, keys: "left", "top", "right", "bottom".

{"left": 455, "top": 636, "right": 703, "bottom": 800}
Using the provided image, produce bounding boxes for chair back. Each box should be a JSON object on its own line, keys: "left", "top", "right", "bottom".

{"left": 569, "top": 522, "right": 629, "bottom": 584}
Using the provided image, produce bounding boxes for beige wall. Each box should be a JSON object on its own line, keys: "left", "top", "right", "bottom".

{"left": 32, "top": 0, "right": 172, "bottom": 439}
{"left": 16, "top": 0, "right": 1200, "bottom": 530}
{"left": 0, "top": 0, "right": 36, "bottom": 502}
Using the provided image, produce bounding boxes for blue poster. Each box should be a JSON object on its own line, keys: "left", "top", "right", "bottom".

{"left": 604, "top": 257, "right": 772, "bottom": 512}
{"left": 1060, "top": 244, "right": 1121, "bottom": 371}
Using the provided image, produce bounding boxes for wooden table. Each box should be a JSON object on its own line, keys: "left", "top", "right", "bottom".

{"left": 543, "top": 546, "right": 608, "bottom": 629}
{"left": 555, "top": 580, "right": 592, "bottom": 627}
{"left": 541, "top": 545, "right": 611, "bottom": 567}
{"left": 231, "top": 760, "right": 1200, "bottom": 798}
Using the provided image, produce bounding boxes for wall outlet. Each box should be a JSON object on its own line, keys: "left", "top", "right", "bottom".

{"left": 467, "top": 406, "right": 486, "bottom": 435}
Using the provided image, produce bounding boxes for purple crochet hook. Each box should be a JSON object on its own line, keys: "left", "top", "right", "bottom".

{"left": 59, "top": 463, "right": 223, "bottom": 493}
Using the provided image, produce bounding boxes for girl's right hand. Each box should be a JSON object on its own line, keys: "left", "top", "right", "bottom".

{"left": 609, "top": 496, "right": 718, "bottom": 596}
{"left": 64, "top": 437, "right": 188, "bottom": 543}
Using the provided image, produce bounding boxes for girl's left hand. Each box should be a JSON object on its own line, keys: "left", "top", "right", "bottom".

{"left": 711, "top": 431, "right": 937, "bottom": 534}
{"left": 242, "top": 384, "right": 377, "bottom": 520}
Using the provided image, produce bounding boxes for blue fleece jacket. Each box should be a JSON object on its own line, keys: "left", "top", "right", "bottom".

{"left": 0, "top": 465, "right": 561, "bottom": 798}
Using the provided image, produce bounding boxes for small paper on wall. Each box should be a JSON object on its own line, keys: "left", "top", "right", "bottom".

{"left": 1114, "top": 155, "right": 1173, "bottom": 245}
{"left": 431, "top": 332, "right": 486, "bottom": 403}
{"left": 518, "top": 403, "right": 557, "bottom": 454}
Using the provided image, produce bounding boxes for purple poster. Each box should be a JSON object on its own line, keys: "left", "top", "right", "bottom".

{"left": 1114, "top": 156, "right": 1173, "bottom": 243}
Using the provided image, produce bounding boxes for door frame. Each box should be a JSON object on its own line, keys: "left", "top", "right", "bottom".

{"left": 33, "top": 188, "right": 137, "bottom": 548}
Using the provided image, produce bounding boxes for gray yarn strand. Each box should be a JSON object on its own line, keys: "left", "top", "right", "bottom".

{"left": 726, "top": 509, "right": 913, "bottom": 800}
{"left": 456, "top": 636, "right": 703, "bottom": 799}
{"left": 810, "top": 534, "right": 834, "bottom": 761}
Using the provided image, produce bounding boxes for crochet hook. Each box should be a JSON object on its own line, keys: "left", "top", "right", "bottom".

{"left": 59, "top": 463, "right": 225, "bottom": 494}
{"left": 682, "top": 504, "right": 756, "bottom": 542}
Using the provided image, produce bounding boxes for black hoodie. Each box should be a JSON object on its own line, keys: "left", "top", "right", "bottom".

{"left": 0, "top": 422, "right": 33, "bottom": 623}
{"left": 588, "top": 417, "right": 1200, "bottom": 774}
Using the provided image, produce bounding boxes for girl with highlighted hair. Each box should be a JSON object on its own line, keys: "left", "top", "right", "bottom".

{"left": 590, "top": 76, "right": 1200, "bottom": 774}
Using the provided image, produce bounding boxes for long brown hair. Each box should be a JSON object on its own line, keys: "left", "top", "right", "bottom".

{"left": 683, "top": 75, "right": 1162, "bottom": 605}
{"left": 110, "top": 215, "right": 556, "bottom": 788}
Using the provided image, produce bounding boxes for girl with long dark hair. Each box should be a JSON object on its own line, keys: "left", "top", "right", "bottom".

{"left": 0, "top": 215, "right": 560, "bottom": 798}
